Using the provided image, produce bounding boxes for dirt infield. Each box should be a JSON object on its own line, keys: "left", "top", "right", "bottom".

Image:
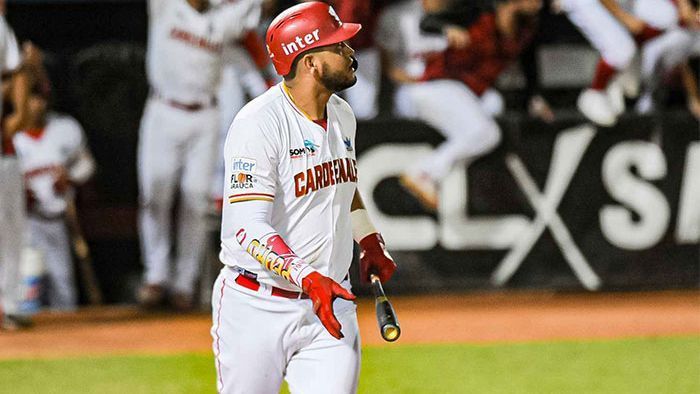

{"left": 0, "top": 290, "right": 698, "bottom": 360}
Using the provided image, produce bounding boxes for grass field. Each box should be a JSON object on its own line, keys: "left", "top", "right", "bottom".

{"left": 1, "top": 336, "right": 698, "bottom": 394}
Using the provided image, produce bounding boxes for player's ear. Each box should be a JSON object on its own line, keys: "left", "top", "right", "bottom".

{"left": 302, "top": 54, "right": 320, "bottom": 76}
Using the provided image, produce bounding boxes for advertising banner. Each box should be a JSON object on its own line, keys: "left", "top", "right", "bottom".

{"left": 356, "top": 113, "right": 699, "bottom": 291}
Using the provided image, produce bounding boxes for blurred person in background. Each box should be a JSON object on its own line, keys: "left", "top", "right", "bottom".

{"left": 13, "top": 49, "right": 96, "bottom": 311}
{"left": 634, "top": 0, "right": 700, "bottom": 117}
{"left": 137, "top": 0, "right": 261, "bottom": 311}
{"left": 0, "top": 2, "right": 32, "bottom": 330}
{"left": 420, "top": 0, "right": 557, "bottom": 122}
{"left": 324, "top": 0, "right": 388, "bottom": 120}
{"left": 418, "top": 0, "right": 507, "bottom": 117}
{"left": 378, "top": 0, "right": 540, "bottom": 211}
{"left": 211, "top": 31, "right": 274, "bottom": 211}
{"left": 561, "top": 0, "right": 686, "bottom": 126}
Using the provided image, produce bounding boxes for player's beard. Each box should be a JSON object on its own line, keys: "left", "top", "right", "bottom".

{"left": 319, "top": 57, "right": 358, "bottom": 93}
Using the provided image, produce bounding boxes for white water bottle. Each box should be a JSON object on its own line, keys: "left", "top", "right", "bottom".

{"left": 19, "top": 247, "right": 45, "bottom": 315}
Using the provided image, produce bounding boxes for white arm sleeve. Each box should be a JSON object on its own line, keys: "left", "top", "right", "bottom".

{"left": 62, "top": 116, "right": 95, "bottom": 185}
{"left": 217, "top": 0, "right": 263, "bottom": 42}
{"left": 228, "top": 200, "right": 316, "bottom": 286}
{"left": 222, "top": 115, "right": 316, "bottom": 286}
{"left": 1, "top": 17, "right": 20, "bottom": 73}
{"left": 68, "top": 148, "right": 96, "bottom": 185}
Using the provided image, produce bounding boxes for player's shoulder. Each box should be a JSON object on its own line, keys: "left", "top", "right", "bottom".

{"left": 228, "top": 85, "right": 287, "bottom": 141}
{"left": 47, "top": 113, "right": 83, "bottom": 133}
{"left": 45, "top": 113, "right": 85, "bottom": 145}
{"left": 329, "top": 94, "right": 354, "bottom": 120}
{"left": 234, "top": 84, "right": 285, "bottom": 124}
{"left": 12, "top": 128, "right": 31, "bottom": 146}
{"left": 329, "top": 94, "right": 357, "bottom": 133}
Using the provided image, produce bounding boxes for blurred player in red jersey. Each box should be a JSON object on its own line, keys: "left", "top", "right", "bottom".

{"left": 378, "top": 0, "right": 540, "bottom": 211}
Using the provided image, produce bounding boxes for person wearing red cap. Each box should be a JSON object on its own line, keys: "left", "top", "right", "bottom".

{"left": 210, "top": 2, "right": 396, "bottom": 393}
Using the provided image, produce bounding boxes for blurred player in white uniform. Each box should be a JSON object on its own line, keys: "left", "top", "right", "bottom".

{"left": 635, "top": 0, "right": 700, "bottom": 116}
{"left": 0, "top": 11, "right": 32, "bottom": 330}
{"left": 138, "top": 0, "right": 261, "bottom": 310}
{"left": 562, "top": 0, "right": 682, "bottom": 126}
{"left": 211, "top": 3, "right": 396, "bottom": 393}
{"left": 327, "top": 0, "right": 384, "bottom": 120}
{"left": 13, "top": 88, "right": 95, "bottom": 311}
{"left": 378, "top": 0, "right": 539, "bottom": 210}
{"left": 211, "top": 32, "right": 272, "bottom": 208}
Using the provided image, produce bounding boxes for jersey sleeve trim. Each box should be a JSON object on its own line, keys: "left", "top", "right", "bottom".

{"left": 228, "top": 192, "right": 274, "bottom": 204}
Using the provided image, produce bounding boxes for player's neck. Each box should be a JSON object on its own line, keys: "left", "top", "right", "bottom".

{"left": 283, "top": 81, "right": 330, "bottom": 121}
{"left": 186, "top": 0, "right": 209, "bottom": 13}
{"left": 28, "top": 115, "right": 46, "bottom": 130}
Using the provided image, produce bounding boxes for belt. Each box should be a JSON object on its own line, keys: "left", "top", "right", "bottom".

{"left": 153, "top": 92, "right": 217, "bottom": 112}
{"left": 234, "top": 272, "right": 309, "bottom": 299}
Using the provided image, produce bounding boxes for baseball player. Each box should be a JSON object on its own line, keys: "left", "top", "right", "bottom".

{"left": 211, "top": 2, "right": 397, "bottom": 393}
{"left": 0, "top": 13, "right": 32, "bottom": 330}
{"left": 378, "top": 0, "right": 539, "bottom": 211}
{"left": 138, "top": 0, "right": 262, "bottom": 310}
{"left": 13, "top": 86, "right": 96, "bottom": 311}
{"left": 561, "top": 0, "right": 681, "bottom": 126}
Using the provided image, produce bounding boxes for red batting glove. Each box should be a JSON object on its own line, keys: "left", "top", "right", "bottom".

{"left": 359, "top": 233, "right": 397, "bottom": 284}
{"left": 301, "top": 271, "right": 356, "bottom": 340}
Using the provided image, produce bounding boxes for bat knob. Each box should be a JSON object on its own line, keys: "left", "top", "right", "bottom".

{"left": 382, "top": 324, "right": 401, "bottom": 342}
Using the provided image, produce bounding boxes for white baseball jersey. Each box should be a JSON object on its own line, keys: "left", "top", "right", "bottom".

{"left": 220, "top": 83, "right": 358, "bottom": 291}
{"left": 13, "top": 114, "right": 94, "bottom": 218}
{"left": 146, "top": 0, "right": 261, "bottom": 103}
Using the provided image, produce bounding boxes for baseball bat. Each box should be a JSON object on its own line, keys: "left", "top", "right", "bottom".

{"left": 370, "top": 274, "right": 400, "bottom": 342}
{"left": 65, "top": 198, "right": 103, "bottom": 305}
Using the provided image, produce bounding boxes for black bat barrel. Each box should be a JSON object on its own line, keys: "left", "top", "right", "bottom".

{"left": 371, "top": 276, "right": 401, "bottom": 342}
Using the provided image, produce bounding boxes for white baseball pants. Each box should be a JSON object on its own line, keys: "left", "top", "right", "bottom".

{"left": 0, "top": 157, "right": 25, "bottom": 315}
{"left": 562, "top": 0, "right": 678, "bottom": 70}
{"left": 641, "top": 28, "right": 698, "bottom": 85}
{"left": 138, "top": 98, "right": 219, "bottom": 296}
{"left": 394, "top": 79, "right": 501, "bottom": 181}
{"left": 27, "top": 216, "right": 76, "bottom": 310}
{"left": 211, "top": 267, "right": 361, "bottom": 394}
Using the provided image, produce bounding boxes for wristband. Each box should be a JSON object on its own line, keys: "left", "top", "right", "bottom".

{"left": 351, "top": 208, "right": 378, "bottom": 243}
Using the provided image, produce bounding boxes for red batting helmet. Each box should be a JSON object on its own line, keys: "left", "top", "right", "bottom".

{"left": 265, "top": 1, "right": 362, "bottom": 76}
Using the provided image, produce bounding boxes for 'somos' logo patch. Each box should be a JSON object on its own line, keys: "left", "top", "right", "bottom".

{"left": 290, "top": 139, "right": 319, "bottom": 158}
